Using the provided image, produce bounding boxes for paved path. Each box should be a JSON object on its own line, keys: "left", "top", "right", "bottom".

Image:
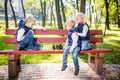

{"left": 0, "top": 62, "right": 120, "bottom": 80}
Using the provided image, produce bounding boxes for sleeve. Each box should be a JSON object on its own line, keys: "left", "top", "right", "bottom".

{"left": 17, "top": 28, "right": 25, "bottom": 41}
{"left": 32, "top": 26, "right": 46, "bottom": 30}
{"left": 69, "top": 33, "right": 78, "bottom": 52}
{"left": 77, "top": 25, "right": 88, "bottom": 37}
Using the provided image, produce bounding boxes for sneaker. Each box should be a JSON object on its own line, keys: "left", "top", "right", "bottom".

{"left": 85, "top": 44, "right": 93, "bottom": 50}
{"left": 61, "top": 65, "right": 67, "bottom": 71}
{"left": 27, "top": 46, "right": 40, "bottom": 51}
{"left": 74, "top": 68, "right": 79, "bottom": 75}
{"left": 19, "top": 47, "right": 26, "bottom": 51}
{"left": 27, "top": 48, "right": 39, "bottom": 51}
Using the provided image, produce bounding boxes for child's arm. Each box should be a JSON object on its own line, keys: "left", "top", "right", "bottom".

{"left": 69, "top": 33, "right": 78, "bottom": 52}
{"left": 64, "top": 39, "right": 68, "bottom": 49}
{"left": 17, "top": 28, "right": 25, "bottom": 41}
{"left": 75, "top": 25, "right": 88, "bottom": 37}
{"left": 32, "top": 26, "right": 47, "bottom": 31}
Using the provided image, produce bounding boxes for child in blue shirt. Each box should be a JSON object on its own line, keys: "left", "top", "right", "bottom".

{"left": 75, "top": 12, "right": 93, "bottom": 50}
{"left": 61, "top": 20, "right": 81, "bottom": 76}
{"left": 16, "top": 15, "right": 40, "bottom": 51}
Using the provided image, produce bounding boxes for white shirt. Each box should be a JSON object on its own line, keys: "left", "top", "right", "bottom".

{"left": 64, "top": 33, "right": 79, "bottom": 52}
{"left": 77, "top": 25, "right": 88, "bottom": 37}
{"left": 17, "top": 28, "right": 25, "bottom": 41}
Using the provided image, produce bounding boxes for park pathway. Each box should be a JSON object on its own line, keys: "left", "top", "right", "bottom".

{"left": 0, "top": 62, "right": 120, "bottom": 80}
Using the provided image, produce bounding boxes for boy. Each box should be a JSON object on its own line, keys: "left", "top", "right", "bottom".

{"left": 61, "top": 20, "right": 81, "bottom": 76}
{"left": 16, "top": 14, "right": 40, "bottom": 51}
{"left": 75, "top": 12, "right": 92, "bottom": 50}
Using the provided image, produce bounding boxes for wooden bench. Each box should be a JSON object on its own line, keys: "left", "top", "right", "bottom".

{"left": 0, "top": 29, "right": 112, "bottom": 78}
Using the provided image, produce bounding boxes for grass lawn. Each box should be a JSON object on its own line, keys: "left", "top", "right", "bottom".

{"left": 0, "top": 25, "right": 120, "bottom": 65}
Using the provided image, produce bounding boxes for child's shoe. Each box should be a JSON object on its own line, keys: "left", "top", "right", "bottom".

{"left": 74, "top": 68, "right": 79, "bottom": 75}
{"left": 27, "top": 46, "right": 40, "bottom": 51}
{"left": 19, "top": 47, "right": 26, "bottom": 51}
{"left": 61, "top": 65, "right": 67, "bottom": 71}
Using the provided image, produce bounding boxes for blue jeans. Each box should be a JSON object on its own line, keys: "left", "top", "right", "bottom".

{"left": 63, "top": 46, "right": 80, "bottom": 68}
{"left": 81, "top": 40, "right": 92, "bottom": 50}
{"left": 19, "top": 30, "right": 40, "bottom": 49}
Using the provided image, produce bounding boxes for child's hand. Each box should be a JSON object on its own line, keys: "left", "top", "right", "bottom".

{"left": 74, "top": 32, "right": 78, "bottom": 35}
{"left": 42, "top": 27, "right": 47, "bottom": 31}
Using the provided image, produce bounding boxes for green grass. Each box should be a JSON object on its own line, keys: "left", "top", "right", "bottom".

{"left": 0, "top": 24, "right": 120, "bottom": 65}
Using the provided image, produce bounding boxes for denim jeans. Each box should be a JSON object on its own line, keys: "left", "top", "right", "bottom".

{"left": 19, "top": 30, "right": 40, "bottom": 49}
{"left": 81, "top": 40, "right": 92, "bottom": 50}
{"left": 63, "top": 46, "right": 80, "bottom": 68}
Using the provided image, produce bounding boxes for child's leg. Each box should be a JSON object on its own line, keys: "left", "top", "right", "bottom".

{"left": 19, "top": 30, "right": 34, "bottom": 48}
{"left": 72, "top": 47, "right": 80, "bottom": 69}
{"left": 81, "top": 40, "right": 88, "bottom": 50}
{"left": 61, "top": 46, "right": 70, "bottom": 71}
{"left": 33, "top": 42, "right": 41, "bottom": 49}
{"left": 81, "top": 40, "right": 92, "bottom": 50}
{"left": 62, "top": 46, "right": 70, "bottom": 66}
{"left": 72, "top": 47, "right": 80, "bottom": 75}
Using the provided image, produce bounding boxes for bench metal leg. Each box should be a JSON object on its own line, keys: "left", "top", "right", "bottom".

{"left": 88, "top": 53, "right": 104, "bottom": 74}
{"left": 8, "top": 54, "right": 21, "bottom": 78}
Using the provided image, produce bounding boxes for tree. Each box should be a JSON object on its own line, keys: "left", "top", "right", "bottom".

{"left": 4, "top": 0, "right": 8, "bottom": 28}
{"left": 115, "top": 0, "right": 120, "bottom": 28}
{"left": 60, "top": 0, "right": 66, "bottom": 22}
{"left": 40, "top": 0, "right": 46, "bottom": 27}
{"left": 50, "top": 0, "right": 56, "bottom": 26}
{"left": 9, "top": 0, "right": 17, "bottom": 28}
{"left": 55, "top": 0, "right": 63, "bottom": 29}
{"left": 104, "top": 0, "right": 111, "bottom": 30}
{"left": 80, "top": 0, "right": 86, "bottom": 13}
{"left": 21, "top": 0, "right": 26, "bottom": 18}
{"left": 76, "top": 0, "right": 79, "bottom": 12}
{"left": 89, "top": 0, "right": 92, "bottom": 27}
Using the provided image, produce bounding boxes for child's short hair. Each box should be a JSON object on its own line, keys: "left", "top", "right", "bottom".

{"left": 25, "top": 14, "right": 36, "bottom": 22}
{"left": 75, "top": 12, "right": 84, "bottom": 19}
{"left": 65, "top": 20, "right": 75, "bottom": 28}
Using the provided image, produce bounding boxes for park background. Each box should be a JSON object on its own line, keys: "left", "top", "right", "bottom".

{"left": 0, "top": 0, "right": 120, "bottom": 65}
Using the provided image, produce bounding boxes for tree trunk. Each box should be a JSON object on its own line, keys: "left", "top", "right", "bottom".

{"left": 53, "top": 11, "right": 56, "bottom": 27}
{"left": 39, "top": 0, "right": 46, "bottom": 27}
{"left": 104, "top": 0, "right": 110, "bottom": 30}
{"left": 50, "top": 1, "right": 53, "bottom": 26}
{"left": 4, "top": 0, "right": 8, "bottom": 29}
{"left": 118, "top": 16, "right": 120, "bottom": 28}
{"left": 76, "top": 0, "right": 79, "bottom": 12}
{"left": 115, "top": 0, "right": 120, "bottom": 28}
{"left": 21, "top": 0, "right": 26, "bottom": 18}
{"left": 55, "top": 0, "right": 63, "bottom": 29}
{"left": 9, "top": 0, "right": 17, "bottom": 28}
{"left": 89, "top": 0, "right": 92, "bottom": 27}
{"left": 60, "top": 0, "right": 66, "bottom": 22}
{"left": 43, "top": 1, "right": 46, "bottom": 27}
{"left": 80, "top": 0, "right": 86, "bottom": 13}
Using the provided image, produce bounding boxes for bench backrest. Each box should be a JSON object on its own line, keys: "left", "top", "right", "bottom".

{"left": 5, "top": 29, "right": 103, "bottom": 49}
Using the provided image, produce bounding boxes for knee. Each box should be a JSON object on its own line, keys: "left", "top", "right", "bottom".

{"left": 72, "top": 54, "right": 77, "bottom": 59}
{"left": 28, "top": 30, "right": 34, "bottom": 35}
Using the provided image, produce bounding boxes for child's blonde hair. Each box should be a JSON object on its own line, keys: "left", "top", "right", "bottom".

{"left": 25, "top": 14, "right": 36, "bottom": 22}
{"left": 75, "top": 12, "right": 86, "bottom": 23}
{"left": 65, "top": 20, "right": 75, "bottom": 28}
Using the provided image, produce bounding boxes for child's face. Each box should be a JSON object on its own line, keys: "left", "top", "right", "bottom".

{"left": 26, "top": 20, "right": 35, "bottom": 28}
{"left": 66, "top": 22, "right": 74, "bottom": 31}
{"left": 75, "top": 17, "right": 84, "bottom": 24}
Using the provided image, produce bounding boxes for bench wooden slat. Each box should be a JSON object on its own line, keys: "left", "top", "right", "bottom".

{"left": 5, "top": 37, "right": 103, "bottom": 43}
{"left": 6, "top": 29, "right": 102, "bottom": 35}
{"left": 1, "top": 29, "right": 112, "bottom": 78}
{"left": 0, "top": 48, "right": 112, "bottom": 54}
